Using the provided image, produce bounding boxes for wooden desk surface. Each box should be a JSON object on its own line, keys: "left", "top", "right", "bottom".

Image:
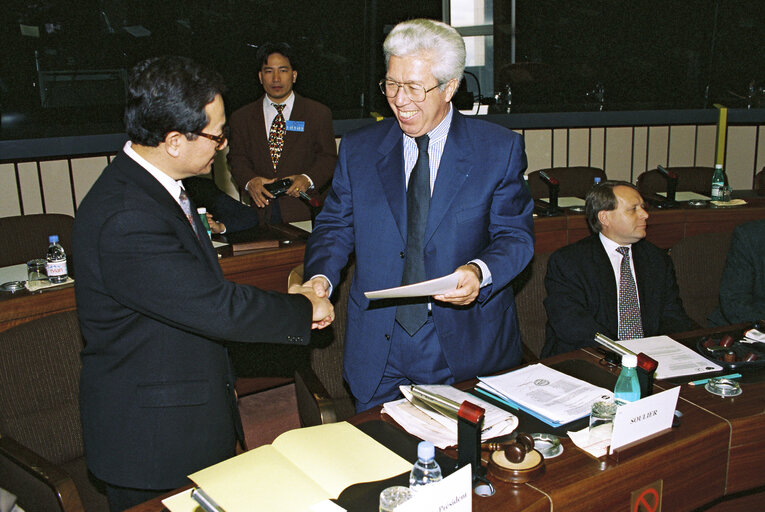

{"left": 126, "top": 332, "right": 764, "bottom": 512}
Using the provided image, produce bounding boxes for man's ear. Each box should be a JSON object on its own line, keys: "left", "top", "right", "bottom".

{"left": 442, "top": 78, "right": 460, "bottom": 103}
{"left": 292, "top": 69, "right": 298, "bottom": 84}
{"left": 598, "top": 209, "right": 610, "bottom": 229}
{"left": 163, "top": 131, "right": 184, "bottom": 158}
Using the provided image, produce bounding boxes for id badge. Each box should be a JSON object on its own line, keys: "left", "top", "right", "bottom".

{"left": 286, "top": 120, "right": 305, "bottom": 132}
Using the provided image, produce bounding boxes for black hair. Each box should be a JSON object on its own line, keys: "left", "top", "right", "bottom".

{"left": 124, "top": 56, "right": 226, "bottom": 147}
{"left": 255, "top": 42, "right": 297, "bottom": 71}
{"left": 585, "top": 180, "right": 639, "bottom": 232}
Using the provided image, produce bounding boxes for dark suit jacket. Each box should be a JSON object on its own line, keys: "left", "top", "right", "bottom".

{"left": 228, "top": 94, "right": 337, "bottom": 223}
{"left": 182, "top": 176, "right": 259, "bottom": 233}
{"left": 304, "top": 110, "right": 535, "bottom": 403}
{"left": 542, "top": 234, "right": 692, "bottom": 357}
{"left": 708, "top": 219, "right": 765, "bottom": 325}
{"left": 73, "top": 151, "right": 312, "bottom": 489}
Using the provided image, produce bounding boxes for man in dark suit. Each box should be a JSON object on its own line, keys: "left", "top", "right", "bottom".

{"left": 708, "top": 218, "right": 765, "bottom": 325}
{"left": 73, "top": 56, "right": 333, "bottom": 511}
{"left": 542, "top": 180, "right": 691, "bottom": 357}
{"left": 303, "top": 19, "right": 534, "bottom": 412}
{"left": 228, "top": 42, "right": 337, "bottom": 224}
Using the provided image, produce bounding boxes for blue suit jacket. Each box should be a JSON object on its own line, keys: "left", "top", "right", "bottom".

{"left": 304, "top": 110, "right": 535, "bottom": 402}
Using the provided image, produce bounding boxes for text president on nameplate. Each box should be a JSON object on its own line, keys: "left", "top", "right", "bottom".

{"left": 303, "top": 19, "right": 534, "bottom": 412}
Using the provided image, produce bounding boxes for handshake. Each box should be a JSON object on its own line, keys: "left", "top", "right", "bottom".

{"left": 288, "top": 280, "right": 334, "bottom": 330}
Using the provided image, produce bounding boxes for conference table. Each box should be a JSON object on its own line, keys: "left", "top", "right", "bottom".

{"left": 126, "top": 322, "right": 764, "bottom": 512}
{"left": 2, "top": 202, "right": 764, "bottom": 333}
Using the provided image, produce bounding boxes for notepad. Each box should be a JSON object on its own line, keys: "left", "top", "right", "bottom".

{"left": 163, "top": 422, "right": 411, "bottom": 512}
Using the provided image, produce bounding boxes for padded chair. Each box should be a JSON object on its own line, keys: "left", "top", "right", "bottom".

{"left": 288, "top": 263, "right": 356, "bottom": 425}
{"left": 669, "top": 231, "right": 733, "bottom": 327}
{"left": 0, "top": 311, "right": 108, "bottom": 512}
{"left": 755, "top": 167, "right": 764, "bottom": 196}
{"left": 511, "top": 252, "right": 552, "bottom": 362}
{"left": 636, "top": 166, "right": 721, "bottom": 198}
{"left": 0, "top": 214, "right": 74, "bottom": 268}
{"left": 526, "top": 167, "right": 606, "bottom": 201}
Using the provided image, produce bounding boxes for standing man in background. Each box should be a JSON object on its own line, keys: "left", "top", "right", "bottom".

{"left": 303, "top": 19, "right": 534, "bottom": 412}
{"left": 73, "top": 56, "right": 333, "bottom": 511}
{"left": 228, "top": 42, "right": 337, "bottom": 224}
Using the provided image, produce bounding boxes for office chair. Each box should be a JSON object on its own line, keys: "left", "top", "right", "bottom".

{"left": 526, "top": 167, "right": 606, "bottom": 201}
{"left": 511, "top": 252, "right": 553, "bottom": 362}
{"left": 0, "top": 214, "right": 75, "bottom": 268}
{"left": 0, "top": 311, "right": 108, "bottom": 512}
{"left": 755, "top": 167, "right": 764, "bottom": 196}
{"left": 669, "top": 231, "right": 733, "bottom": 328}
{"left": 636, "top": 166, "right": 721, "bottom": 198}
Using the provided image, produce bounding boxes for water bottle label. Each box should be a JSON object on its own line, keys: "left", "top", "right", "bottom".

{"left": 47, "top": 261, "right": 67, "bottom": 277}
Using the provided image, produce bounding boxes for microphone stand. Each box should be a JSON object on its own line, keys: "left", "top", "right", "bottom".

{"left": 649, "top": 165, "right": 680, "bottom": 209}
{"left": 536, "top": 171, "right": 562, "bottom": 217}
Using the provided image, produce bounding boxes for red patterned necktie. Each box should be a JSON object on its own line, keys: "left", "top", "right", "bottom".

{"left": 268, "top": 103, "right": 286, "bottom": 170}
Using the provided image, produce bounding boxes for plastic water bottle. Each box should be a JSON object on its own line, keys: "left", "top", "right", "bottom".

{"left": 594, "top": 176, "right": 602, "bottom": 185}
{"left": 710, "top": 164, "right": 725, "bottom": 200}
{"left": 46, "top": 235, "right": 68, "bottom": 284}
{"left": 614, "top": 354, "right": 641, "bottom": 405}
{"left": 197, "top": 207, "right": 212, "bottom": 238}
{"left": 409, "top": 441, "right": 442, "bottom": 491}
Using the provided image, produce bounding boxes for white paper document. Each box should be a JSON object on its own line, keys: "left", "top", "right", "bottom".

{"left": 657, "top": 191, "right": 710, "bottom": 201}
{"left": 382, "top": 385, "right": 518, "bottom": 449}
{"left": 541, "top": 196, "right": 585, "bottom": 207}
{"left": 477, "top": 364, "right": 613, "bottom": 426}
{"left": 397, "top": 465, "right": 472, "bottom": 512}
{"left": 364, "top": 272, "right": 460, "bottom": 299}
{"left": 618, "top": 336, "right": 722, "bottom": 379}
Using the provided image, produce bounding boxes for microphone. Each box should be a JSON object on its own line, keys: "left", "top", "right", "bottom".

{"left": 656, "top": 165, "right": 679, "bottom": 202}
{"left": 537, "top": 171, "right": 561, "bottom": 216}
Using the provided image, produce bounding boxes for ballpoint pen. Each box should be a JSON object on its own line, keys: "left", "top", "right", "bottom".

{"left": 688, "top": 373, "right": 742, "bottom": 387}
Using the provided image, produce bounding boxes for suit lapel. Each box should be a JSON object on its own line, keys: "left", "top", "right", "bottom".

{"left": 424, "top": 111, "right": 472, "bottom": 245}
{"left": 252, "top": 97, "right": 274, "bottom": 174}
{"left": 632, "top": 241, "right": 653, "bottom": 331}
{"left": 375, "top": 122, "right": 408, "bottom": 241}
{"left": 592, "top": 237, "right": 619, "bottom": 334}
{"left": 283, "top": 94, "right": 304, "bottom": 150}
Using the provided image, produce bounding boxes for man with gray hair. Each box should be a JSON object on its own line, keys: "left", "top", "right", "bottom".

{"left": 303, "top": 19, "right": 534, "bottom": 411}
{"left": 542, "top": 180, "right": 691, "bottom": 357}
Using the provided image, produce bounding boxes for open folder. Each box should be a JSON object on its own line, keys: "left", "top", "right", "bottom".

{"left": 162, "top": 422, "right": 411, "bottom": 512}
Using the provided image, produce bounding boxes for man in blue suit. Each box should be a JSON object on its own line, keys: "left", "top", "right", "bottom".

{"left": 304, "top": 19, "right": 534, "bottom": 411}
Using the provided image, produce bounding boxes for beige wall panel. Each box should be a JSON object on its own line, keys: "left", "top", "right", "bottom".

{"left": 667, "top": 125, "right": 697, "bottom": 167}
{"left": 646, "top": 126, "right": 669, "bottom": 170}
{"left": 40, "top": 160, "right": 74, "bottom": 216}
{"left": 695, "top": 125, "right": 717, "bottom": 167}
{"left": 725, "top": 126, "right": 757, "bottom": 190}
{"left": 0, "top": 164, "right": 22, "bottom": 217}
{"left": 524, "top": 129, "right": 552, "bottom": 173}
{"left": 72, "top": 156, "right": 110, "bottom": 207}
{"left": 567, "top": 128, "right": 591, "bottom": 167}
{"left": 631, "top": 126, "right": 648, "bottom": 179}
{"left": 17, "top": 162, "right": 43, "bottom": 214}
{"left": 552, "top": 128, "right": 568, "bottom": 167}
{"left": 604, "top": 127, "right": 633, "bottom": 182}
{"left": 212, "top": 149, "right": 239, "bottom": 199}
{"left": 589, "top": 128, "right": 605, "bottom": 170}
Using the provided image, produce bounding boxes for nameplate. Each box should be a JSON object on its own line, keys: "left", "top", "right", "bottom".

{"left": 286, "top": 120, "right": 305, "bottom": 132}
{"left": 609, "top": 386, "right": 680, "bottom": 454}
{"left": 398, "top": 464, "right": 471, "bottom": 512}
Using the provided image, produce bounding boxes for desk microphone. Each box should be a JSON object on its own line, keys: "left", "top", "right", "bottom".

{"left": 656, "top": 165, "right": 679, "bottom": 203}
{"left": 537, "top": 171, "right": 561, "bottom": 217}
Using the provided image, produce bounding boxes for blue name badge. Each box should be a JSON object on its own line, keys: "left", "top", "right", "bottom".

{"left": 285, "top": 120, "right": 305, "bottom": 132}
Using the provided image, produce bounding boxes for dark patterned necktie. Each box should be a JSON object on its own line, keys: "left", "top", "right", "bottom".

{"left": 179, "top": 189, "right": 199, "bottom": 238}
{"left": 395, "top": 135, "right": 430, "bottom": 336}
{"left": 616, "top": 246, "right": 643, "bottom": 339}
{"left": 268, "top": 103, "right": 286, "bottom": 170}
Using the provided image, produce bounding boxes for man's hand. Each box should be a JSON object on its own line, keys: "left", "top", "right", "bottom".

{"left": 303, "top": 276, "right": 330, "bottom": 298}
{"left": 245, "top": 176, "right": 277, "bottom": 208}
{"left": 205, "top": 212, "right": 226, "bottom": 234}
{"left": 289, "top": 282, "right": 334, "bottom": 329}
{"left": 433, "top": 264, "right": 481, "bottom": 306}
{"left": 285, "top": 174, "right": 311, "bottom": 198}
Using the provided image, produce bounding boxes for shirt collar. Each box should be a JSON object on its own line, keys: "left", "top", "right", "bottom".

{"left": 123, "top": 141, "right": 184, "bottom": 204}
{"left": 404, "top": 103, "right": 453, "bottom": 144}
{"left": 599, "top": 232, "right": 631, "bottom": 253}
{"left": 268, "top": 91, "right": 295, "bottom": 110}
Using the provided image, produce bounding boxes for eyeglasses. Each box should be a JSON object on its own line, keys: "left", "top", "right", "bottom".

{"left": 195, "top": 126, "right": 229, "bottom": 150}
{"left": 378, "top": 79, "right": 442, "bottom": 102}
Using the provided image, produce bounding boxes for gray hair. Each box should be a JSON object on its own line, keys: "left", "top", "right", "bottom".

{"left": 383, "top": 19, "right": 465, "bottom": 87}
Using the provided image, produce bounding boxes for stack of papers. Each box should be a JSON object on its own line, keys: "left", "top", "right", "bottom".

{"left": 382, "top": 385, "right": 518, "bottom": 449}
{"left": 618, "top": 336, "right": 722, "bottom": 378}
{"left": 476, "top": 364, "right": 612, "bottom": 426}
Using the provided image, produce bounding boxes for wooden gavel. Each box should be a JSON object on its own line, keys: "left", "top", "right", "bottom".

{"left": 482, "top": 433, "right": 535, "bottom": 463}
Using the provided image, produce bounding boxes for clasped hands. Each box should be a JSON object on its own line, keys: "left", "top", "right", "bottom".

{"left": 246, "top": 174, "right": 311, "bottom": 208}
{"left": 288, "top": 282, "right": 334, "bottom": 329}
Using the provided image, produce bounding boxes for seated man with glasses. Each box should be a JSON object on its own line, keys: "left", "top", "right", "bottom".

{"left": 73, "top": 55, "right": 334, "bottom": 511}
{"left": 228, "top": 42, "right": 337, "bottom": 224}
{"left": 303, "top": 19, "right": 534, "bottom": 412}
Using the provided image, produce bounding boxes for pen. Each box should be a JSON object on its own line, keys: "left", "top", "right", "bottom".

{"left": 688, "top": 373, "right": 742, "bottom": 387}
{"left": 191, "top": 487, "right": 226, "bottom": 512}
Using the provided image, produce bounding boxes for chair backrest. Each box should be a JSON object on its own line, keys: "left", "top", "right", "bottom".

{"left": 526, "top": 167, "right": 606, "bottom": 201}
{"left": 670, "top": 231, "right": 733, "bottom": 327}
{"left": 637, "top": 166, "right": 718, "bottom": 197}
{"left": 0, "top": 214, "right": 74, "bottom": 268}
{"left": 755, "top": 167, "right": 765, "bottom": 196}
{"left": 512, "top": 252, "right": 552, "bottom": 361}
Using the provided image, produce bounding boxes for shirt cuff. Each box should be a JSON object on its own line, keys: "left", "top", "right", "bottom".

{"left": 302, "top": 174, "right": 315, "bottom": 190}
{"left": 309, "top": 274, "right": 333, "bottom": 296}
{"left": 468, "top": 259, "right": 492, "bottom": 288}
